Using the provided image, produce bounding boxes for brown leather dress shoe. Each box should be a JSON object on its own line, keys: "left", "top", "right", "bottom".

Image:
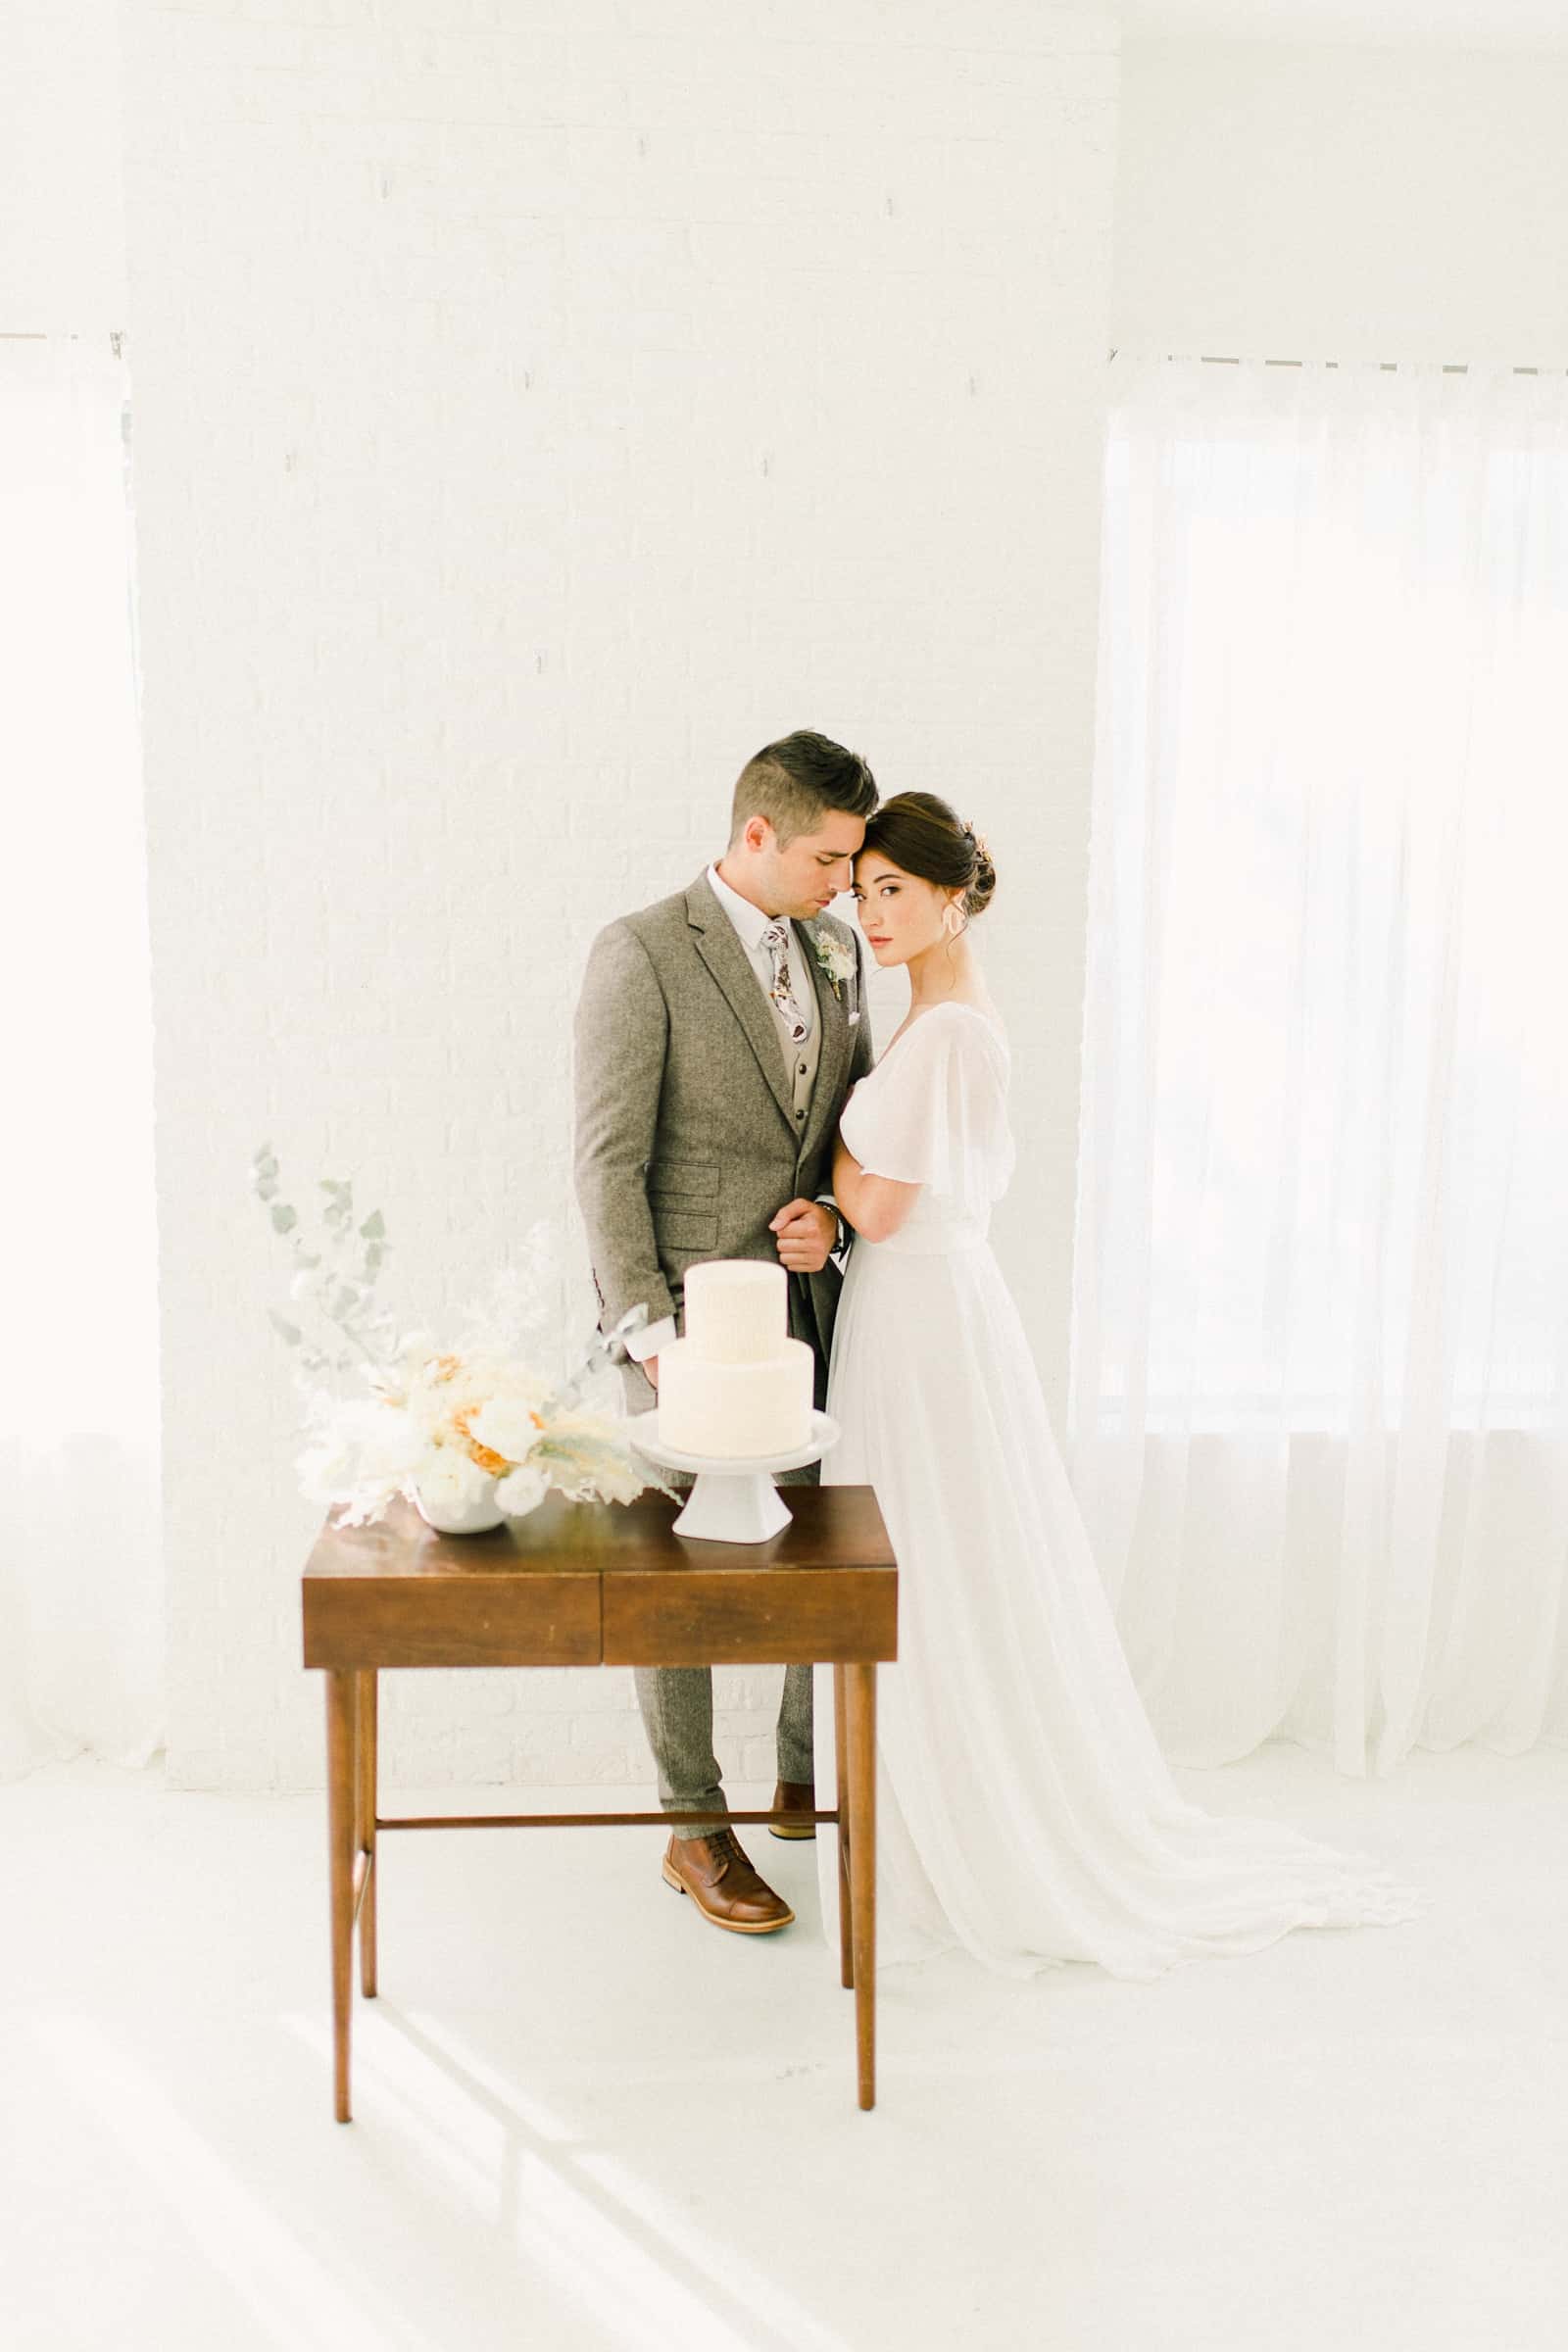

{"left": 661, "top": 1829, "right": 795, "bottom": 1933}
{"left": 767, "top": 1779, "right": 817, "bottom": 1839}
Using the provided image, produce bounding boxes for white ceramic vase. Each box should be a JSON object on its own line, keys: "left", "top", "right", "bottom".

{"left": 411, "top": 1474, "right": 507, "bottom": 1537}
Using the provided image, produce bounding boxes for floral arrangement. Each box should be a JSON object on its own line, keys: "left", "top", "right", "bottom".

{"left": 250, "top": 1144, "right": 669, "bottom": 1530}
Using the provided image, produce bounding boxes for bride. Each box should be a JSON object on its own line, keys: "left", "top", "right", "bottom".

{"left": 811, "top": 791, "right": 1425, "bottom": 1979}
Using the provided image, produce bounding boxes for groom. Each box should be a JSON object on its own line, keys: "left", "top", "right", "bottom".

{"left": 572, "top": 729, "right": 878, "bottom": 1935}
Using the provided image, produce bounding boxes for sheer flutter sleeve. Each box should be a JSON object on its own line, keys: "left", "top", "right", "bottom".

{"left": 839, "top": 1007, "right": 1014, "bottom": 1207}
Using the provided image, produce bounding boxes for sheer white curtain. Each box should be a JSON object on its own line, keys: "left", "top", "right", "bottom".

{"left": 1070, "top": 352, "right": 1568, "bottom": 1778}
{"left": 0, "top": 337, "right": 163, "bottom": 1774}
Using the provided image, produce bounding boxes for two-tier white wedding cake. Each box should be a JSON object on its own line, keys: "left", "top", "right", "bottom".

{"left": 657, "top": 1259, "right": 814, "bottom": 1457}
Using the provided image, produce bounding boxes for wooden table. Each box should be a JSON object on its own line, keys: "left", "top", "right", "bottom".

{"left": 301, "top": 1485, "right": 898, "bottom": 2122}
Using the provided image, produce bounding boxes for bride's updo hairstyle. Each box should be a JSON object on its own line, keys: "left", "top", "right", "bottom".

{"left": 858, "top": 791, "right": 998, "bottom": 923}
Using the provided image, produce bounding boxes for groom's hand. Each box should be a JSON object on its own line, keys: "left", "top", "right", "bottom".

{"left": 768, "top": 1198, "right": 836, "bottom": 1274}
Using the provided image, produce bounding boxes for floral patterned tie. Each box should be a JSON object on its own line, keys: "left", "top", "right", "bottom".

{"left": 760, "top": 920, "right": 810, "bottom": 1045}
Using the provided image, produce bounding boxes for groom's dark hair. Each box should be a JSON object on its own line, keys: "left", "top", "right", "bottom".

{"left": 728, "top": 729, "right": 879, "bottom": 850}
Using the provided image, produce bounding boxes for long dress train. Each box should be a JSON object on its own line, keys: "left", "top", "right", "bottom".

{"left": 812, "top": 1001, "right": 1425, "bottom": 1981}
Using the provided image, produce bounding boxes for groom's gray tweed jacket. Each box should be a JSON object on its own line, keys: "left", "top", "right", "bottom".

{"left": 572, "top": 868, "right": 874, "bottom": 1413}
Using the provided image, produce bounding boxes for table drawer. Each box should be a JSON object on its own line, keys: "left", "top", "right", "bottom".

{"left": 303, "top": 1576, "right": 602, "bottom": 1669}
{"left": 602, "top": 1568, "right": 897, "bottom": 1666}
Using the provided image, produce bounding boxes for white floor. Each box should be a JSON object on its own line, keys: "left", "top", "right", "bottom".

{"left": 5, "top": 1741, "right": 1566, "bottom": 2352}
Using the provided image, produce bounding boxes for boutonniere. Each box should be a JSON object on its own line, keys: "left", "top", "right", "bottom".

{"left": 810, "top": 929, "right": 858, "bottom": 1020}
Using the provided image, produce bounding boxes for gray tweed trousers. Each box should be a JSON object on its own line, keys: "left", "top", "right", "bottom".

{"left": 625, "top": 1338, "right": 821, "bottom": 1839}
{"left": 635, "top": 1452, "right": 819, "bottom": 1839}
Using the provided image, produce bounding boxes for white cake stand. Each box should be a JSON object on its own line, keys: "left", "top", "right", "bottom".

{"left": 627, "top": 1407, "right": 842, "bottom": 1544}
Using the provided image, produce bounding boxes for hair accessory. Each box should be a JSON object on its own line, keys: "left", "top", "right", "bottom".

{"left": 962, "top": 818, "right": 991, "bottom": 866}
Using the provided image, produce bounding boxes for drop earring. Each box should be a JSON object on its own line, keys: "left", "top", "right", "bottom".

{"left": 941, "top": 900, "right": 963, "bottom": 939}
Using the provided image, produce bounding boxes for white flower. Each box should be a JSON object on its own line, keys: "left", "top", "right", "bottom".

{"left": 466, "top": 1396, "right": 543, "bottom": 1463}
{"left": 296, "top": 1397, "right": 419, "bottom": 1501}
{"left": 413, "top": 1450, "right": 494, "bottom": 1515}
{"left": 495, "top": 1462, "right": 550, "bottom": 1517}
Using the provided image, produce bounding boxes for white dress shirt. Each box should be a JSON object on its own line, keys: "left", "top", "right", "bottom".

{"left": 624, "top": 862, "right": 843, "bottom": 1366}
{"left": 703, "top": 858, "right": 816, "bottom": 1041}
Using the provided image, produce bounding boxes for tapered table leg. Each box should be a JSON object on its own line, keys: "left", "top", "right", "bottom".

{"left": 324, "top": 1669, "right": 358, "bottom": 2122}
{"left": 843, "top": 1660, "right": 876, "bottom": 2110}
{"left": 356, "top": 1668, "right": 377, "bottom": 1998}
{"left": 833, "top": 1662, "right": 854, "bottom": 1989}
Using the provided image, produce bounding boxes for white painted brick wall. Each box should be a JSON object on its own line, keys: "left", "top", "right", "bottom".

{"left": 0, "top": 0, "right": 126, "bottom": 329}
{"left": 118, "top": 0, "right": 1120, "bottom": 1790}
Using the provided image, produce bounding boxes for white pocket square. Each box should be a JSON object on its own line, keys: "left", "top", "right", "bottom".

{"left": 849, "top": 1009, "right": 861, "bottom": 1027}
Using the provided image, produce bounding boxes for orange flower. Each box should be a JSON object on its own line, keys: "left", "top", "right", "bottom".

{"left": 452, "top": 1407, "right": 510, "bottom": 1478}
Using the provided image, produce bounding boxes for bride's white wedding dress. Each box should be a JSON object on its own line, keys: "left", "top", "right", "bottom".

{"left": 812, "top": 1001, "right": 1425, "bottom": 1980}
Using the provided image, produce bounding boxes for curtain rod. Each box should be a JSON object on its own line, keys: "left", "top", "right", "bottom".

{"left": 6, "top": 329, "right": 1551, "bottom": 376}
{"left": 4, "top": 329, "right": 1554, "bottom": 377}
{"left": 1108, "top": 348, "right": 1556, "bottom": 374}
